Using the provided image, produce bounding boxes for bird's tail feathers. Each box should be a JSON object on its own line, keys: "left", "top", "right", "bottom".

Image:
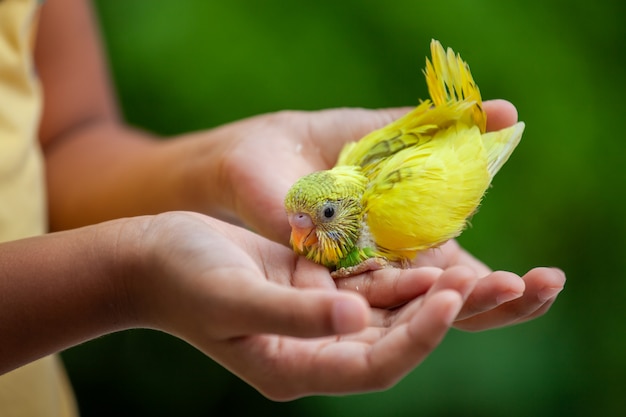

{"left": 483, "top": 121, "right": 525, "bottom": 178}
{"left": 425, "top": 39, "right": 487, "bottom": 132}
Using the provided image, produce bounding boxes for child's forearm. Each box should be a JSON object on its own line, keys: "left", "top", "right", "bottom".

{"left": 0, "top": 219, "right": 139, "bottom": 374}
{"left": 43, "top": 122, "right": 231, "bottom": 231}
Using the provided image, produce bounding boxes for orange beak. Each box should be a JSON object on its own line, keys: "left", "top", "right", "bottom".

{"left": 288, "top": 213, "right": 317, "bottom": 252}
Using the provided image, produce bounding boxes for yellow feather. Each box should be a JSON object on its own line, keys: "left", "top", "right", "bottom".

{"left": 363, "top": 124, "right": 489, "bottom": 260}
{"left": 424, "top": 39, "right": 487, "bottom": 132}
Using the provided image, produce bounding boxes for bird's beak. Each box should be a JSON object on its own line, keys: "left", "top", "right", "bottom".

{"left": 290, "top": 226, "right": 318, "bottom": 252}
{"left": 288, "top": 213, "right": 317, "bottom": 253}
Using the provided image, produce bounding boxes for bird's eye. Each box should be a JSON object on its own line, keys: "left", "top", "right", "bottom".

{"left": 320, "top": 203, "right": 337, "bottom": 221}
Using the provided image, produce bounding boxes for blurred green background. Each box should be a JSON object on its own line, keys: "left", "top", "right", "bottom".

{"left": 62, "top": 0, "right": 625, "bottom": 416}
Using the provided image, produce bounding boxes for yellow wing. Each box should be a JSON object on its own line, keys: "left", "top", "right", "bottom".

{"left": 337, "top": 39, "right": 483, "bottom": 178}
{"left": 335, "top": 39, "right": 524, "bottom": 261}
{"left": 337, "top": 100, "right": 476, "bottom": 174}
{"left": 482, "top": 121, "right": 525, "bottom": 178}
{"left": 362, "top": 124, "right": 490, "bottom": 260}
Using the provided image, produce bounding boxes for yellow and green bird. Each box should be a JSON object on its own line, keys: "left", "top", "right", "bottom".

{"left": 284, "top": 39, "right": 525, "bottom": 277}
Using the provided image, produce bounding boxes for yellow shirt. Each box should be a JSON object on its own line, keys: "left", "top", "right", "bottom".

{"left": 0, "top": 0, "right": 78, "bottom": 415}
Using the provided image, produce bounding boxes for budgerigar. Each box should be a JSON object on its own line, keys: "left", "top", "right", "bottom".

{"left": 284, "top": 39, "right": 525, "bottom": 277}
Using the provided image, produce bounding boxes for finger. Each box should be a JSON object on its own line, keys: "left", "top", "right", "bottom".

{"left": 235, "top": 269, "right": 472, "bottom": 399}
{"left": 455, "top": 271, "right": 525, "bottom": 321}
{"left": 314, "top": 107, "right": 412, "bottom": 165}
{"left": 483, "top": 99, "right": 518, "bottom": 132}
{"left": 424, "top": 265, "right": 479, "bottom": 299}
{"left": 368, "top": 265, "right": 477, "bottom": 328}
{"left": 286, "top": 268, "right": 475, "bottom": 395}
{"left": 213, "top": 278, "right": 370, "bottom": 339}
{"left": 517, "top": 295, "right": 558, "bottom": 323}
{"left": 453, "top": 267, "right": 565, "bottom": 331}
{"left": 363, "top": 290, "right": 463, "bottom": 390}
{"left": 286, "top": 289, "right": 463, "bottom": 396}
{"left": 336, "top": 107, "right": 413, "bottom": 140}
{"left": 335, "top": 266, "right": 442, "bottom": 309}
{"left": 509, "top": 268, "right": 565, "bottom": 325}
{"left": 413, "top": 240, "right": 492, "bottom": 276}
{"left": 290, "top": 257, "right": 338, "bottom": 290}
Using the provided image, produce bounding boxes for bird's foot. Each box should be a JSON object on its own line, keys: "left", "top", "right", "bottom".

{"left": 331, "top": 257, "right": 390, "bottom": 279}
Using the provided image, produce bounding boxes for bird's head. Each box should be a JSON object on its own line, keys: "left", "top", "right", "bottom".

{"left": 284, "top": 167, "right": 366, "bottom": 268}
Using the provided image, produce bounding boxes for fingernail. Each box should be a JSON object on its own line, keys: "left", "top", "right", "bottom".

{"left": 496, "top": 291, "right": 522, "bottom": 305}
{"left": 439, "top": 291, "right": 464, "bottom": 326}
{"left": 538, "top": 287, "right": 563, "bottom": 303}
{"left": 550, "top": 267, "right": 566, "bottom": 279}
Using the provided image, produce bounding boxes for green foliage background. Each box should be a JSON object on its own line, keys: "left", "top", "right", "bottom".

{"left": 62, "top": 1, "right": 626, "bottom": 416}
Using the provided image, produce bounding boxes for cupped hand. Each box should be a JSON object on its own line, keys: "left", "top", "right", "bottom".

{"left": 218, "top": 99, "right": 518, "bottom": 244}
{"left": 127, "top": 212, "right": 479, "bottom": 400}
{"left": 412, "top": 240, "right": 565, "bottom": 331}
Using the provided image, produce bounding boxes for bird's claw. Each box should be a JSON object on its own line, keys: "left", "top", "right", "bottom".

{"left": 331, "top": 257, "right": 390, "bottom": 278}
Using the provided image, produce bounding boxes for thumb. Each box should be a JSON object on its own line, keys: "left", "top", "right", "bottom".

{"left": 483, "top": 99, "right": 519, "bottom": 132}
{"left": 217, "top": 281, "right": 370, "bottom": 339}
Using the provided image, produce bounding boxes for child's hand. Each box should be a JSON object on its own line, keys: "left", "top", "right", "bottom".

{"left": 126, "top": 212, "right": 478, "bottom": 399}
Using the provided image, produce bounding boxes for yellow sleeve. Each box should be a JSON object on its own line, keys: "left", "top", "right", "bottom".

{"left": 0, "top": 1, "right": 78, "bottom": 416}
